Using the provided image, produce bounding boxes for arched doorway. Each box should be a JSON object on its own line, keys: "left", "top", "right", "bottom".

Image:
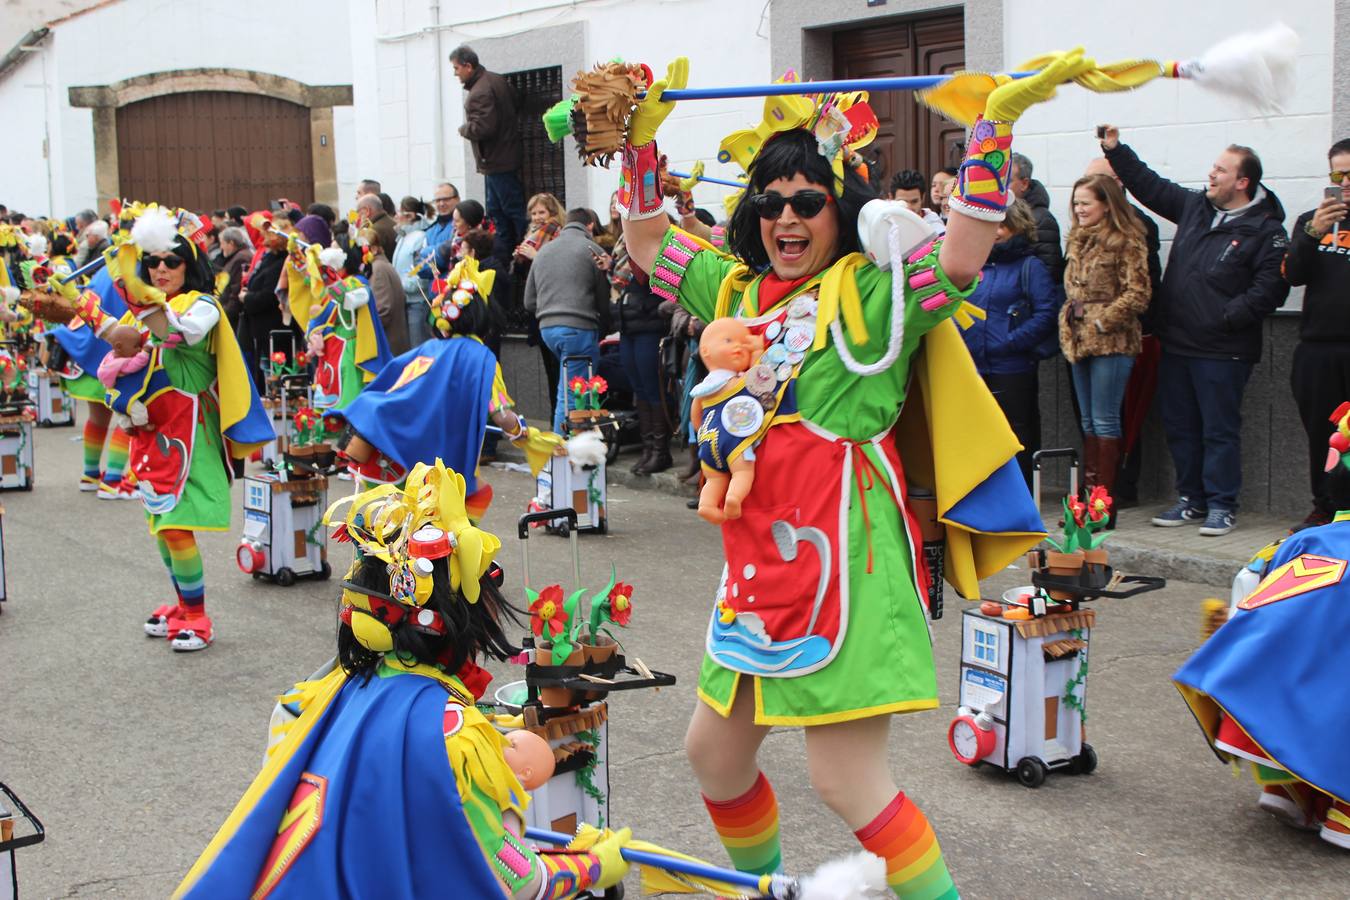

{"left": 116, "top": 91, "right": 314, "bottom": 212}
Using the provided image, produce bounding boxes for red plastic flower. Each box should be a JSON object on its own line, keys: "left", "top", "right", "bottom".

{"left": 589, "top": 376, "right": 608, "bottom": 395}
{"left": 1067, "top": 495, "right": 1087, "bottom": 528}
{"left": 529, "top": 585, "right": 567, "bottom": 640}
{"left": 292, "top": 406, "right": 316, "bottom": 429}
{"left": 608, "top": 582, "right": 633, "bottom": 627}
{"left": 270, "top": 351, "right": 287, "bottom": 365}
{"left": 324, "top": 415, "right": 342, "bottom": 433}
{"left": 294, "top": 351, "right": 309, "bottom": 367}
{"left": 1087, "top": 485, "right": 1113, "bottom": 523}
{"left": 569, "top": 376, "right": 587, "bottom": 394}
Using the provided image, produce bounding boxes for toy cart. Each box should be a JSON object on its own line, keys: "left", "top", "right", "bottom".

{"left": 25, "top": 368, "right": 71, "bottom": 428}
{"left": 260, "top": 373, "right": 311, "bottom": 468}
{"left": 538, "top": 356, "right": 612, "bottom": 537}
{"left": 0, "top": 782, "right": 45, "bottom": 899}
{"left": 0, "top": 413, "right": 34, "bottom": 493}
{"left": 493, "top": 509, "right": 673, "bottom": 846}
{"left": 236, "top": 467, "right": 332, "bottom": 586}
{"left": 947, "top": 447, "right": 1164, "bottom": 786}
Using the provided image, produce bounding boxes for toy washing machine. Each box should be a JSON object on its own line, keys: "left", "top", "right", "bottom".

{"left": 948, "top": 606, "right": 1097, "bottom": 787}
{"left": 237, "top": 472, "right": 331, "bottom": 586}
{"left": 0, "top": 419, "right": 34, "bottom": 492}
{"left": 26, "top": 369, "right": 71, "bottom": 427}
{"left": 539, "top": 455, "right": 607, "bottom": 536}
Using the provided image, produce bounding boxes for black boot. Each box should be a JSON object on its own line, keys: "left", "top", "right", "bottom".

{"left": 679, "top": 442, "right": 701, "bottom": 483}
{"left": 647, "top": 404, "right": 673, "bottom": 474}
{"left": 631, "top": 401, "right": 656, "bottom": 475}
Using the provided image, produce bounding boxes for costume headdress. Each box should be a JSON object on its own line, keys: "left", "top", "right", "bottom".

{"left": 431, "top": 256, "right": 495, "bottom": 337}
{"left": 324, "top": 459, "right": 502, "bottom": 653}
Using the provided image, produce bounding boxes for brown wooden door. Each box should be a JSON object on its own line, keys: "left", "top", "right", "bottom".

{"left": 117, "top": 91, "right": 313, "bottom": 212}
{"left": 832, "top": 12, "right": 965, "bottom": 192}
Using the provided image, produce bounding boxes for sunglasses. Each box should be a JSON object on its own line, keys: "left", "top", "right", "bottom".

{"left": 1330, "top": 171, "right": 1350, "bottom": 185}
{"left": 749, "top": 190, "right": 832, "bottom": 221}
{"left": 143, "top": 254, "right": 185, "bottom": 270}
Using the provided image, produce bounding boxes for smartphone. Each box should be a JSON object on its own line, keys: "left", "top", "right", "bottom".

{"left": 1096, "top": 125, "right": 1108, "bottom": 140}
{"left": 1326, "top": 186, "right": 1343, "bottom": 202}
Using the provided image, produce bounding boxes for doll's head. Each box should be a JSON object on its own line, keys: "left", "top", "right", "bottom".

{"left": 108, "top": 324, "right": 143, "bottom": 359}
{"left": 502, "top": 729, "right": 555, "bottom": 790}
{"left": 698, "top": 318, "right": 763, "bottom": 374}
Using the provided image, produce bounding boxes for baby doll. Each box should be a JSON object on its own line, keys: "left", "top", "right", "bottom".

{"left": 690, "top": 318, "right": 767, "bottom": 524}
{"left": 500, "top": 728, "right": 556, "bottom": 837}
{"left": 97, "top": 324, "right": 150, "bottom": 427}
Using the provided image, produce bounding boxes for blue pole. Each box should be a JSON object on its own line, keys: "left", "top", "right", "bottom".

{"left": 659, "top": 70, "right": 1036, "bottom": 102}
{"left": 524, "top": 827, "right": 785, "bottom": 896}
{"left": 52, "top": 254, "right": 107, "bottom": 284}
{"left": 668, "top": 170, "right": 745, "bottom": 190}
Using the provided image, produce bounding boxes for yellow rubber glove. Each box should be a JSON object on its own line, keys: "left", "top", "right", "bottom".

{"left": 984, "top": 47, "right": 1095, "bottom": 122}
{"left": 570, "top": 826, "right": 632, "bottom": 891}
{"left": 47, "top": 271, "right": 81, "bottom": 302}
{"left": 512, "top": 426, "right": 564, "bottom": 478}
{"left": 110, "top": 243, "right": 167, "bottom": 309}
{"left": 678, "top": 160, "right": 704, "bottom": 193}
{"left": 628, "top": 58, "right": 688, "bottom": 147}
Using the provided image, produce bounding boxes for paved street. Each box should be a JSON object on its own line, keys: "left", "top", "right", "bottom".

{"left": 0, "top": 426, "right": 1344, "bottom": 898}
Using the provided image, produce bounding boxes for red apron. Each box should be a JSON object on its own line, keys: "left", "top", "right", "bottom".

{"left": 128, "top": 388, "right": 199, "bottom": 513}
{"left": 313, "top": 333, "right": 348, "bottom": 408}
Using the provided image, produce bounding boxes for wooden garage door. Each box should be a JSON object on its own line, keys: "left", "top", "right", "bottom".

{"left": 116, "top": 91, "right": 313, "bottom": 212}
{"left": 832, "top": 13, "right": 965, "bottom": 191}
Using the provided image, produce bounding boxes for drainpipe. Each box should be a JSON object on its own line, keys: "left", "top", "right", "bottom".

{"left": 431, "top": 0, "right": 444, "bottom": 180}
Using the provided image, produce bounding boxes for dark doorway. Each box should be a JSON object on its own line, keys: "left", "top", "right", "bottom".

{"left": 504, "top": 66, "right": 566, "bottom": 206}
{"left": 831, "top": 12, "right": 965, "bottom": 195}
{"left": 117, "top": 91, "right": 313, "bottom": 211}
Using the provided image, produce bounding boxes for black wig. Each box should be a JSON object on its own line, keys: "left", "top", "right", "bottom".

{"left": 724, "top": 129, "right": 878, "bottom": 272}
{"left": 138, "top": 233, "right": 217, "bottom": 296}
{"left": 338, "top": 551, "right": 522, "bottom": 680}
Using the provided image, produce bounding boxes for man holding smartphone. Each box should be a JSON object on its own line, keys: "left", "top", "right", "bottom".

{"left": 1098, "top": 125, "right": 1290, "bottom": 537}
{"left": 1285, "top": 139, "right": 1350, "bottom": 531}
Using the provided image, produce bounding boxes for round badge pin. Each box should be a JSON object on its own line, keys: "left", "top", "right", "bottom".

{"left": 721, "top": 396, "right": 765, "bottom": 437}
{"left": 745, "top": 364, "right": 776, "bottom": 396}
{"left": 789, "top": 296, "right": 814, "bottom": 319}
{"left": 763, "top": 344, "right": 788, "bottom": 366}
{"left": 783, "top": 325, "right": 813, "bottom": 354}
{"left": 776, "top": 362, "right": 794, "bottom": 380}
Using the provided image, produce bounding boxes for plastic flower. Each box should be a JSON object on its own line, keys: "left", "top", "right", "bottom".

{"left": 294, "top": 351, "right": 309, "bottom": 367}
{"left": 324, "top": 415, "right": 343, "bottom": 433}
{"left": 270, "top": 351, "right": 287, "bottom": 365}
{"left": 608, "top": 581, "right": 633, "bottom": 627}
{"left": 529, "top": 585, "right": 567, "bottom": 640}
{"left": 1067, "top": 495, "right": 1087, "bottom": 528}
{"left": 1086, "top": 486, "right": 1112, "bottom": 523}
{"left": 569, "top": 376, "right": 587, "bottom": 394}
{"left": 589, "top": 376, "right": 608, "bottom": 395}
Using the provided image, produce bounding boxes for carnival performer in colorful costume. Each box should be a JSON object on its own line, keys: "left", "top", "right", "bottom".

{"left": 175, "top": 461, "right": 632, "bottom": 898}
{"left": 610, "top": 55, "right": 1097, "bottom": 895}
{"left": 51, "top": 206, "right": 274, "bottom": 651}
{"left": 331, "top": 255, "right": 559, "bottom": 518}
{"left": 303, "top": 273, "right": 392, "bottom": 411}
{"left": 1174, "top": 403, "right": 1350, "bottom": 850}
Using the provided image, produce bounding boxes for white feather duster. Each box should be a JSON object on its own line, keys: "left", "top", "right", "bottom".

{"left": 795, "top": 851, "right": 889, "bottom": 900}
{"left": 130, "top": 207, "right": 180, "bottom": 254}
{"left": 564, "top": 429, "right": 607, "bottom": 469}
{"left": 1177, "top": 22, "right": 1299, "bottom": 114}
{"left": 319, "top": 246, "right": 348, "bottom": 271}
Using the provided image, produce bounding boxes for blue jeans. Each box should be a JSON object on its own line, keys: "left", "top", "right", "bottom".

{"left": 1159, "top": 352, "right": 1253, "bottom": 511}
{"left": 540, "top": 325, "right": 599, "bottom": 431}
{"left": 405, "top": 297, "right": 432, "bottom": 349}
{"left": 484, "top": 171, "right": 529, "bottom": 252}
{"left": 1070, "top": 354, "right": 1134, "bottom": 438}
{"left": 619, "top": 332, "right": 663, "bottom": 404}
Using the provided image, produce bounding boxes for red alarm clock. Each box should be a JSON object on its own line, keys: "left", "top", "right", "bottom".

{"left": 948, "top": 711, "right": 996, "bottom": 765}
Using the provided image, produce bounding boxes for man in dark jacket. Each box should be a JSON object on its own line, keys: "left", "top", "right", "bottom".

{"left": 451, "top": 45, "right": 529, "bottom": 253}
{"left": 240, "top": 228, "right": 289, "bottom": 393}
{"left": 1286, "top": 138, "right": 1350, "bottom": 531}
{"left": 357, "top": 194, "right": 397, "bottom": 261}
{"left": 1010, "top": 153, "right": 1064, "bottom": 281}
{"left": 1102, "top": 126, "right": 1290, "bottom": 536}
{"left": 524, "top": 210, "right": 610, "bottom": 431}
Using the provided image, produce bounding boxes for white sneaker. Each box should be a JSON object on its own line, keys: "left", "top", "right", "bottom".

{"left": 144, "top": 604, "right": 174, "bottom": 638}
{"left": 171, "top": 628, "right": 212, "bottom": 652}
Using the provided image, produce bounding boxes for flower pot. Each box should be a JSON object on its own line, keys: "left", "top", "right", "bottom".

{"left": 1082, "top": 547, "right": 1110, "bottom": 587}
{"left": 343, "top": 433, "right": 375, "bottom": 463}
{"left": 1044, "top": 550, "right": 1085, "bottom": 601}
{"left": 579, "top": 636, "right": 621, "bottom": 699}
{"left": 310, "top": 442, "right": 336, "bottom": 469}
{"left": 538, "top": 645, "right": 585, "bottom": 708}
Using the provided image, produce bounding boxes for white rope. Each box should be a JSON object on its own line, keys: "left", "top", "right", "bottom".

{"left": 830, "top": 222, "right": 907, "bottom": 377}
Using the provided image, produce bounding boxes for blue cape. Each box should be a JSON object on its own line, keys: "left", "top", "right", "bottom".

{"left": 333, "top": 338, "right": 495, "bottom": 494}
{"left": 179, "top": 671, "right": 502, "bottom": 899}
{"left": 51, "top": 267, "right": 125, "bottom": 375}
{"left": 1174, "top": 518, "right": 1350, "bottom": 802}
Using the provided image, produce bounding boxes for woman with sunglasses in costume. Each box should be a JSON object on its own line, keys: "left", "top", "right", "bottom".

{"left": 56, "top": 207, "right": 273, "bottom": 652}
{"left": 618, "top": 56, "right": 1090, "bottom": 895}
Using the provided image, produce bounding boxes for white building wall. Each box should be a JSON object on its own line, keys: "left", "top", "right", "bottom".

{"left": 0, "top": 0, "right": 357, "bottom": 218}
{"left": 1006, "top": 0, "right": 1333, "bottom": 280}
{"left": 0, "top": 49, "right": 58, "bottom": 218}
{"left": 356, "top": 0, "right": 771, "bottom": 217}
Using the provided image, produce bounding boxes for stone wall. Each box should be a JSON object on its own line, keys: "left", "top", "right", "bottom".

{"left": 1039, "top": 313, "right": 1310, "bottom": 516}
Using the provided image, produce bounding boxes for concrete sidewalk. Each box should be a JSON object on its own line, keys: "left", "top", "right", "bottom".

{"left": 544, "top": 445, "right": 1294, "bottom": 590}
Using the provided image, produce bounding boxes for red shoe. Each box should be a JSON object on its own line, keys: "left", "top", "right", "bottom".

{"left": 1259, "top": 783, "right": 1320, "bottom": 831}
{"left": 144, "top": 603, "right": 176, "bottom": 638}
{"left": 1322, "top": 800, "right": 1350, "bottom": 850}
{"left": 168, "top": 610, "right": 213, "bottom": 653}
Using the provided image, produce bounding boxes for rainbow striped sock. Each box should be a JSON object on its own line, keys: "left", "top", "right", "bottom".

{"left": 102, "top": 427, "right": 130, "bottom": 485}
{"left": 157, "top": 530, "right": 205, "bottom": 612}
{"left": 854, "top": 792, "right": 957, "bottom": 899}
{"left": 83, "top": 420, "right": 108, "bottom": 478}
{"left": 702, "top": 771, "right": 782, "bottom": 876}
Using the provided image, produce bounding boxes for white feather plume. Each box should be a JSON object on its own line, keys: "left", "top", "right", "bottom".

{"left": 796, "top": 851, "right": 889, "bottom": 900}
{"left": 1178, "top": 22, "right": 1299, "bottom": 114}
{"left": 319, "top": 246, "right": 348, "bottom": 271}
{"left": 24, "top": 233, "right": 48, "bottom": 257}
{"left": 565, "top": 429, "right": 607, "bottom": 468}
{"left": 131, "top": 207, "right": 180, "bottom": 254}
